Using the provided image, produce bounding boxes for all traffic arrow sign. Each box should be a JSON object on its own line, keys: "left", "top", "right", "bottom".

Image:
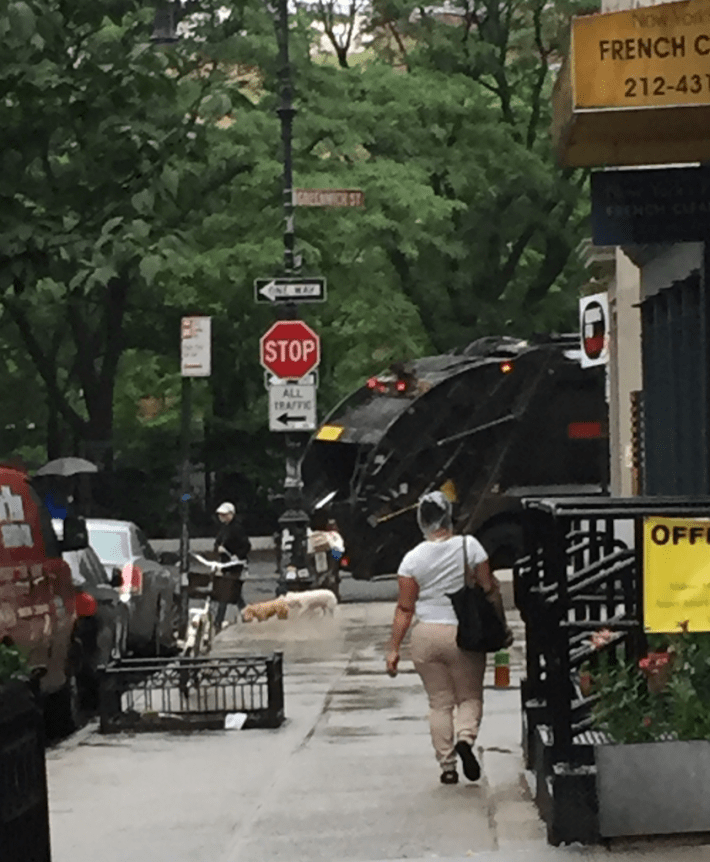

{"left": 254, "top": 277, "right": 327, "bottom": 304}
{"left": 276, "top": 412, "right": 307, "bottom": 425}
{"left": 269, "top": 381, "right": 317, "bottom": 432}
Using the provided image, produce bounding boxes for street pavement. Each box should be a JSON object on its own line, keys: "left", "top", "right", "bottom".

{"left": 44, "top": 551, "right": 710, "bottom": 862}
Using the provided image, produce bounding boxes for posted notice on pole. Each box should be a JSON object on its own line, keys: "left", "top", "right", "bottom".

{"left": 181, "top": 316, "right": 211, "bottom": 377}
{"left": 644, "top": 516, "right": 710, "bottom": 632}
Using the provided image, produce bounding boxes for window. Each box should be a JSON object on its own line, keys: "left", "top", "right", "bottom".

{"left": 88, "top": 527, "right": 131, "bottom": 565}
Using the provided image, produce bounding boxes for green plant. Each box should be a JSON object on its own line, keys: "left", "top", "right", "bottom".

{"left": 0, "top": 641, "right": 30, "bottom": 685}
{"left": 590, "top": 627, "right": 710, "bottom": 744}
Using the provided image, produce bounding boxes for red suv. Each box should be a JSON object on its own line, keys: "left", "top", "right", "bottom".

{"left": 0, "top": 465, "right": 88, "bottom": 731}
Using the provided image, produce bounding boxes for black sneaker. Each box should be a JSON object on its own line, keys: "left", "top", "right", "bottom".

{"left": 440, "top": 769, "right": 459, "bottom": 785}
{"left": 455, "top": 740, "right": 481, "bottom": 782}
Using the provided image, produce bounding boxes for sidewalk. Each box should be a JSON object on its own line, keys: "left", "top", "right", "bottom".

{"left": 45, "top": 602, "right": 710, "bottom": 862}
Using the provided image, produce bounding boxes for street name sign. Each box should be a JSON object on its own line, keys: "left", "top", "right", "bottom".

{"left": 269, "top": 381, "right": 317, "bottom": 432}
{"left": 293, "top": 188, "right": 365, "bottom": 207}
{"left": 181, "top": 316, "right": 211, "bottom": 377}
{"left": 254, "top": 277, "right": 327, "bottom": 304}
{"left": 591, "top": 166, "right": 710, "bottom": 244}
{"left": 260, "top": 320, "right": 320, "bottom": 379}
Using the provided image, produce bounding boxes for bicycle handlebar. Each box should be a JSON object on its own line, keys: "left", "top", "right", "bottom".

{"left": 190, "top": 551, "right": 248, "bottom": 572}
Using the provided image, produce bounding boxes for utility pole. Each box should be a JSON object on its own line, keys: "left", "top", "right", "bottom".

{"left": 272, "top": 0, "right": 311, "bottom": 592}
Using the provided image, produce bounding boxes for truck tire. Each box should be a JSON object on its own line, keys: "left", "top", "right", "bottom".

{"left": 477, "top": 522, "right": 524, "bottom": 572}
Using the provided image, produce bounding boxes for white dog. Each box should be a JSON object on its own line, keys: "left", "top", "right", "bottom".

{"left": 283, "top": 589, "right": 337, "bottom": 617}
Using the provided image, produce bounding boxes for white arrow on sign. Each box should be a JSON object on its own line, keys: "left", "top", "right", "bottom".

{"left": 255, "top": 278, "right": 326, "bottom": 303}
{"left": 268, "top": 382, "right": 317, "bottom": 432}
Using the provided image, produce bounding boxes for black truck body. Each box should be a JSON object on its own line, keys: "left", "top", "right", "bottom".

{"left": 300, "top": 335, "right": 608, "bottom": 579}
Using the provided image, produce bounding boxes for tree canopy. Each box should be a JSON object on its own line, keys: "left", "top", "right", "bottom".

{"left": 0, "top": 0, "right": 592, "bottom": 532}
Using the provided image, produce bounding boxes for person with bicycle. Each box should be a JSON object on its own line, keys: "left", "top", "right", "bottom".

{"left": 213, "top": 502, "right": 251, "bottom": 630}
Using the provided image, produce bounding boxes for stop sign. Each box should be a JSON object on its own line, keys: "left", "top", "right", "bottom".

{"left": 260, "top": 320, "right": 320, "bottom": 379}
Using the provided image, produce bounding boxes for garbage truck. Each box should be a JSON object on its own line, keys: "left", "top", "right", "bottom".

{"left": 300, "top": 334, "right": 608, "bottom": 579}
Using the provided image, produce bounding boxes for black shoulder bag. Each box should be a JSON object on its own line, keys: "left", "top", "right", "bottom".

{"left": 447, "top": 537, "right": 508, "bottom": 653}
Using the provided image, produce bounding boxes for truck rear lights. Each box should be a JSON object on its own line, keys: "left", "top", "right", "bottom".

{"left": 568, "top": 421, "right": 603, "bottom": 439}
{"left": 120, "top": 563, "right": 143, "bottom": 595}
{"left": 75, "top": 591, "right": 97, "bottom": 617}
{"left": 367, "top": 375, "right": 415, "bottom": 395}
{"left": 500, "top": 361, "right": 514, "bottom": 374}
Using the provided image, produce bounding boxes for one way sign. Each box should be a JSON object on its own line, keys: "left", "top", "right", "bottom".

{"left": 268, "top": 381, "right": 317, "bottom": 432}
{"left": 254, "top": 277, "right": 327, "bottom": 304}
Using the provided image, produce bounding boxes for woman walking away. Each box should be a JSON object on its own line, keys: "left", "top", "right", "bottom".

{"left": 385, "top": 491, "right": 512, "bottom": 785}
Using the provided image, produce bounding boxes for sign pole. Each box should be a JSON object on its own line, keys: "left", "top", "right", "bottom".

{"left": 179, "top": 315, "right": 211, "bottom": 637}
{"left": 273, "top": 0, "right": 310, "bottom": 594}
{"left": 179, "top": 374, "right": 192, "bottom": 582}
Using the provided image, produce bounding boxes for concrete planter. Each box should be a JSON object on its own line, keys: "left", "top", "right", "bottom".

{"left": 595, "top": 739, "right": 710, "bottom": 838}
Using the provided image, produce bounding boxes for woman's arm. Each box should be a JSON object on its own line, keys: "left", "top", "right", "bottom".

{"left": 386, "top": 576, "right": 419, "bottom": 677}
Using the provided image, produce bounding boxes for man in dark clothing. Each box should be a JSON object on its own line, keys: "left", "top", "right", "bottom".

{"left": 213, "top": 501, "right": 251, "bottom": 629}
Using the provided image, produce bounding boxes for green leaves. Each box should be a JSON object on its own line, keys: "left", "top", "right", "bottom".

{"left": 0, "top": 641, "right": 29, "bottom": 684}
{"left": 8, "top": 1, "right": 36, "bottom": 40}
{"left": 139, "top": 254, "right": 164, "bottom": 286}
{"left": 593, "top": 634, "right": 710, "bottom": 743}
{"left": 131, "top": 189, "right": 155, "bottom": 215}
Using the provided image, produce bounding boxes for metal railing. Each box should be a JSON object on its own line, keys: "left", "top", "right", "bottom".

{"left": 515, "top": 495, "right": 710, "bottom": 844}
{"left": 99, "top": 653, "right": 285, "bottom": 733}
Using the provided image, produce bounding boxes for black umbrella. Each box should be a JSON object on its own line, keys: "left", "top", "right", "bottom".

{"left": 34, "top": 457, "right": 98, "bottom": 478}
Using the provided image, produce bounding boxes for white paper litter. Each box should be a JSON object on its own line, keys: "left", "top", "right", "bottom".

{"left": 225, "top": 712, "right": 248, "bottom": 730}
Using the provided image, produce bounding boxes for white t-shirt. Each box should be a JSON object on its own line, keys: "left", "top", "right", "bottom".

{"left": 398, "top": 535, "right": 488, "bottom": 625}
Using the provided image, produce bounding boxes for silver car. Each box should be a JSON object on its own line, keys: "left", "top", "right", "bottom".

{"left": 86, "top": 519, "right": 179, "bottom": 656}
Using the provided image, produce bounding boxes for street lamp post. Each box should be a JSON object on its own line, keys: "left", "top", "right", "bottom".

{"left": 271, "top": 0, "right": 311, "bottom": 593}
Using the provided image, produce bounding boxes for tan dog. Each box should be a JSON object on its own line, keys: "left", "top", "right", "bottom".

{"left": 283, "top": 589, "right": 337, "bottom": 617}
{"left": 241, "top": 598, "right": 289, "bottom": 623}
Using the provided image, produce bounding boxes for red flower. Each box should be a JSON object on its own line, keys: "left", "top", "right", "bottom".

{"left": 643, "top": 716, "right": 652, "bottom": 727}
{"left": 590, "top": 629, "right": 614, "bottom": 650}
{"left": 639, "top": 652, "right": 671, "bottom": 672}
{"left": 639, "top": 651, "right": 675, "bottom": 694}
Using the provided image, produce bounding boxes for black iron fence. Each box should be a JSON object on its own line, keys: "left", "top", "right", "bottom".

{"left": 515, "top": 495, "right": 710, "bottom": 845}
{"left": 99, "top": 653, "right": 285, "bottom": 733}
{"left": 0, "top": 680, "right": 51, "bottom": 862}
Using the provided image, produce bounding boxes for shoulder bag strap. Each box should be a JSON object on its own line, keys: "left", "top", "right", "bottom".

{"left": 462, "top": 536, "right": 477, "bottom": 588}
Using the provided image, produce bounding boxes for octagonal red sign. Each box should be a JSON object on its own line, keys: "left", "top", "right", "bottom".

{"left": 260, "top": 320, "right": 320, "bottom": 379}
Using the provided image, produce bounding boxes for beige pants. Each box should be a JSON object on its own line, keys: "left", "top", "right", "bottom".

{"left": 411, "top": 622, "right": 486, "bottom": 771}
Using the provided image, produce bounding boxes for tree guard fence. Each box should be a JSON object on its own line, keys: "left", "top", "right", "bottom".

{"left": 99, "top": 653, "right": 285, "bottom": 733}
{"left": 515, "top": 496, "right": 710, "bottom": 845}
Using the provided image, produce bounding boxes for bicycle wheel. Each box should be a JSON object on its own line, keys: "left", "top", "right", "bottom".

{"left": 200, "top": 612, "right": 215, "bottom": 655}
{"left": 192, "top": 617, "right": 205, "bottom": 658}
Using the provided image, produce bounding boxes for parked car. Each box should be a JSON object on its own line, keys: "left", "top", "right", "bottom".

{"left": 53, "top": 521, "right": 129, "bottom": 699}
{"left": 0, "top": 464, "right": 89, "bottom": 733}
{"left": 85, "top": 519, "right": 180, "bottom": 655}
